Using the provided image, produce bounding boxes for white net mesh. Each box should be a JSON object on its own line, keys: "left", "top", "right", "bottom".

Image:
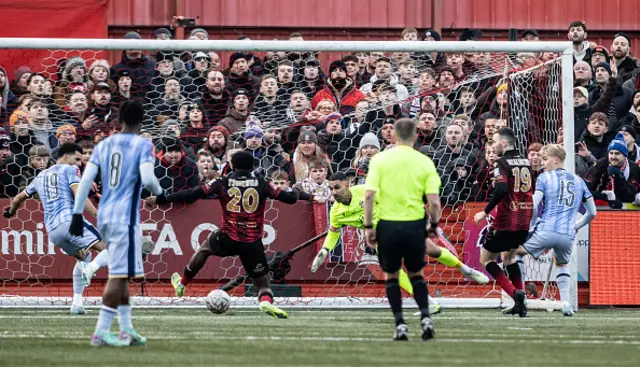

{"left": 0, "top": 43, "right": 569, "bottom": 309}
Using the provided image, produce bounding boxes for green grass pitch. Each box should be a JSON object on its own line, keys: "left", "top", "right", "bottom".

{"left": 1, "top": 308, "right": 639, "bottom": 366}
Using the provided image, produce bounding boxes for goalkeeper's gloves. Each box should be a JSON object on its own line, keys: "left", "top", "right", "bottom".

{"left": 3, "top": 207, "right": 15, "bottom": 219}
{"left": 69, "top": 214, "right": 84, "bottom": 236}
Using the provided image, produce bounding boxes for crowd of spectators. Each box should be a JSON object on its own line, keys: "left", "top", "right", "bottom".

{"left": 1, "top": 21, "right": 639, "bottom": 207}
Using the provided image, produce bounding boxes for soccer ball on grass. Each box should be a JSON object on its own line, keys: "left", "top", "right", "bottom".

{"left": 206, "top": 289, "right": 231, "bottom": 314}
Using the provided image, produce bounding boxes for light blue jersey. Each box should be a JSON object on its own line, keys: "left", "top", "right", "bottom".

{"left": 89, "top": 133, "right": 155, "bottom": 226}
{"left": 25, "top": 164, "right": 81, "bottom": 232}
{"left": 534, "top": 169, "right": 592, "bottom": 237}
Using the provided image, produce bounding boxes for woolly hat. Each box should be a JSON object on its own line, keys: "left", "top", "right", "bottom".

{"left": 56, "top": 124, "right": 76, "bottom": 138}
{"left": 573, "top": 86, "right": 589, "bottom": 99}
{"left": 89, "top": 59, "right": 111, "bottom": 78}
{"left": 207, "top": 125, "right": 230, "bottom": 140}
{"left": 153, "top": 28, "right": 172, "bottom": 39}
{"left": 244, "top": 123, "right": 264, "bottom": 140}
{"left": 13, "top": 66, "right": 32, "bottom": 82}
{"left": 359, "top": 132, "right": 381, "bottom": 150}
{"left": 329, "top": 60, "right": 347, "bottom": 75}
{"left": 229, "top": 52, "right": 248, "bottom": 65}
{"left": 422, "top": 29, "right": 441, "bottom": 41}
{"left": 124, "top": 31, "right": 142, "bottom": 40}
{"left": 232, "top": 88, "right": 250, "bottom": 100}
{"left": 190, "top": 28, "right": 209, "bottom": 38}
{"left": 298, "top": 128, "right": 318, "bottom": 144}
{"left": 618, "top": 125, "right": 637, "bottom": 141}
{"left": 593, "top": 45, "right": 610, "bottom": 60}
{"left": 608, "top": 133, "right": 629, "bottom": 157}
{"left": 595, "top": 62, "right": 611, "bottom": 75}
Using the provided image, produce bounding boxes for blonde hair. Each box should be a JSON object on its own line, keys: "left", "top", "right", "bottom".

{"left": 541, "top": 144, "right": 566, "bottom": 162}
{"left": 293, "top": 145, "right": 332, "bottom": 183}
{"left": 315, "top": 99, "right": 336, "bottom": 112}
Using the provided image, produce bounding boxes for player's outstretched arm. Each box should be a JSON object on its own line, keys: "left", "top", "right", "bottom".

{"left": 575, "top": 197, "right": 597, "bottom": 230}
{"left": 140, "top": 162, "right": 164, "bottom": 197}
{"left": 3, "top": 191, "right": 30, "bottom": 218}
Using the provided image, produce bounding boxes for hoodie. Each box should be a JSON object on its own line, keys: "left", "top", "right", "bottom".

{"left": 0, "top": 66, "right": 18, "bottom": 117}
{"left": 360, "top": 74, "right": 410, "bottom": 102}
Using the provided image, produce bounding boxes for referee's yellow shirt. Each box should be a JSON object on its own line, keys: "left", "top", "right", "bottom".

{"left": 365, "top": 145, "right": 441, "bottom": 221}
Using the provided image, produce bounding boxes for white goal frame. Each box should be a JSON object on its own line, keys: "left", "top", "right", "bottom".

{"left": 0, "top": 38, "right": 576, "bottom": 311}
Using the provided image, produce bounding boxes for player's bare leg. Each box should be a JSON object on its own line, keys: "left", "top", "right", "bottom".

{"left": 481, "top": 249, "right": 527, "bottom": 317}
{"left": 254, "top": 274, "right": 288, "bottom": 319}
{"left": 425, "top": 238, "right": 489, "bottom": 284}
{"left": 172, "top": 236, "right": 216, "bottom": 297}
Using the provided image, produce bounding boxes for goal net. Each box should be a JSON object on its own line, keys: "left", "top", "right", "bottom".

{"left": 0, "top": 39, "right": 576, "bottom": 310}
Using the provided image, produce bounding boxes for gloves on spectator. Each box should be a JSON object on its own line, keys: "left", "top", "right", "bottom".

{"left": 608, "top": 199, "right": 623, "bottom": 209}
{"left": 607, "top": 166, "right": 624, "bottom": 178}
{"left": 69, "top": 214, "right": 84, "bottom": 236}
{"left": 155, "top": 192, "right": 168, "bottom": 206}
{"left": 601, "top": 190, "right": 616, "bottom": 201}
{"left": 3, "top": 208, "right": 14, "bottom": 219}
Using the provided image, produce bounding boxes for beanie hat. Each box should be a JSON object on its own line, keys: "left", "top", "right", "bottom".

{"left": 162, "top": 137, "right": 182, "bottom": 152}
{"left": 13, "top": 66, "right": 32, "bottom": 83}
{"left": 298, "top": 128, "right": 318, "bottom": 144}
{"left": 614, "top": 32, "right": 631, "bottom": 46}
{"left": 190, "top": 28, "right": 209, "bottom": 38}
{"left": 229, "top": 52, "right": 248, "bottom": 65}
{"left": 115, "top": 69, "right": 131, "bottom": 83}
{"left": 593, "top": 45, "right": 610, "bottom": 60}
{"left": 573, "top": 86, "right": 589, "bottom": 99}
{"left": 207, "top": 126, "right": 230, "bottom": 141}
{"left": 328, "top": 60, "right": 347, "bottom": 75}
{"left": 595, "top": 62, "right": 611, "bottom": 75}
{"left": 9, "top": 110, "right": 29, "bottom": 127}
{"left": 56, "top": 124, "right": 76, "bottom": 138}
{"left": 619, "top": 125, "right": 637, "bottom": 141}
{"left": 153, "top": 27, "right": 172, "bottom": 39}
{"left": 382, "top": 117, "right": 395, "bottom": 126}
{"left": 233, "top": 88, "right": 250, "bottom": 100}
{"left": 193, "top": 51, "right": 210, "bottom": 61}
{"left": 459, "top": 28, "right": 482, "bottom": 41}
{"left": 608, "top": 133, "right": 629, "bottom": 157}
{"left": 244, "top": 123, "right": 264, "bottom": 140}
{"left": 422, "top": 29, "right": 441, "bottom": 41}
{"left": 89, "top": 59, "right": 111, "bottom": 78}
{"left": 124, "top": 31, "right": 142, "bottom": 40}
{"left": 359, "top": 132, "right": 381, "bottom": 150}
{"left": 324, "top": 112, "right": 342, "bottom": 122}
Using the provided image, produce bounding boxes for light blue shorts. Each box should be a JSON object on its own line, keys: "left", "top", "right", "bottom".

{"left": 99, "top": 223, "right": 144, "bottom": 279}
{"left": 523, "top": 230, "right": 574, "bottom": 265}
{"left": 49, "top": 219, "right": 101, "bottom": 257}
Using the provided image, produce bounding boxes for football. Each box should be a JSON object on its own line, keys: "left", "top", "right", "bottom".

{"left": 206, "top": 289, "right": 231, "bottom": 314}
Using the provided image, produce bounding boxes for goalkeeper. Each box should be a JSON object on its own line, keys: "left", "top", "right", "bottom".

{"left": 311, "top": 172, "right": 489, "bottom": 313}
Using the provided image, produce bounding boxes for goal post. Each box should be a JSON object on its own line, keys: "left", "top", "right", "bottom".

{"left": 0, "top": 38, "right": 576, "bottom": 310}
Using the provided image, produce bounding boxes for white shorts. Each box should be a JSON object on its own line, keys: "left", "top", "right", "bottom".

{"left": 523, "top": 231, "right": 574, "bottom": 265}
{"left": 49, "top": 219, "right": 101, "bottom": 257}
{"left": 99, "top": 223, "right": 144, "bottom": 279}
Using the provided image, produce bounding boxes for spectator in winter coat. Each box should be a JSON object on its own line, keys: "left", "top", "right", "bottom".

{"left": 433, "top": 123, "right": 473, "bottom": 174}
{"left": 188, "top": 51, "right": 210, "bottom": 93}
{"left": 85, "top": 82, "right": 119, "bottom": 132}
{"left": 350, "top": 132, "right": 380, "bottom": 184}
{"left": 442, "top": 155, "right": 475, "bottom": 206}
{"left": 199, "top": 70, "right": 230, "bottom": 126}
{"left": 610, "top": 32, "right": 640, "bottom": 84}
{"left": 147, "top": 54, "right": 196, "bottom": 101}
{"left": 195, "top": 150, "right": 219, "bottom": 185}
{"left": 145, "top": 77, "right": 185, "bottom": 128}
{"left": 203, "top": 126, "right": 230, "bottom": 174}
{"left": 18, "top": 145, "right": 53, "bottom": 192}
{"left": 584, "top": 133, "right": 640, "bottom": 207}
{"left": 579, "top": 112, "right": 614, "bottom": 161}
{"left": 360, "top": 57, "right": 410, "bottom": 103}
{"left": 361, "top": 82, "right": 406, "bottom": 137}
{"left": 414, "top": 110, "right": 443, "bottom": 153}
{"left": 26, "top": 99, "right": 58, "bottom": 151}
{"left": 317, "top": 113, "right": 356, "bottom": 172}
{"left": 297, "top": 58, "right": 326, "bottom": 100}
{"left": 220, "top": 89, "right": 251, "bottom": 134}
{"left": 110, "top": 70, "right": 133, "bottom": 107}
{"left": 53, "top": 56, "right": 89, "bottom": 108}
{"left": 110, "top": 32, "right": 155, "bottom": 99}
{"left": 9, "top": 67, "right": 31, "bottom": 100}
{"left": 573, "top": 61, "right": 595, "bottom": 90}
{"left": 470, "top": 142, "right": 497, "bottom": 201}
{"left": 253, "top": 75, "right": 288, "bottom": 126}
{"left": 243, "top": 123, "right": 291, "bottom": 179}
{"left": 154, "top": 137, "right": 200, "bottom": 194}
{"left": 292, "top": 128, "right": 332, "bottom": 183}
{"left": 311, "top": 60, "right": 365, "bottom": 116}
{"left": 224, "top": 53, "right": 260, "bottom": 101}
{"left": 590, "top": 45, "right": 610, "bottom": 70}
{"left": 181, "top": 102, "right": 208, "bottom": 154}
{"left": 0, "top": 66, "right": 18, "bottom": 118}
{"left": 0, "top": 131, "right": 23, "bottom": 198}
{"left": 619, "top": 125, "right": 640, "bottom": 166}
{"left": 590, "top": 62, "right": 632, "bottom": 133}
{"left": 88, "top": 59, "right": 116, "bottom": 93}
{"left": 49, "top": 124, "right": 77, "bottom": 160}
{"left": 574, "top": 68, "right": 616, "bottom": 142}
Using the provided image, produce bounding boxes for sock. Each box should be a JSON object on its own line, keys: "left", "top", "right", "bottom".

{"left": 259, "top": 294, "right": 273, "bottom": 304}
{"left": 436, "top": 248, "right": 462, "bottom": 268}
{"left": 94, "top": 306, "right": 117, "bottom": 334}
{"left": 515, "top": 255, "right": 525, "bottom": 280}
{"left": 385, "top": 279, "right": 405, "bottom": 326}
{"left": 72, "top": 262, "right": 84, "bottom": 305}
{"left": 181, "top": 266, "right": 197, "bottom": 286}
{"left": 556, "top": 266, "right": 571, "bottom": 303}
{"left": 117, "top": 305, "right": 133, "bottom": 331}
{"left": 410, "top": 276, "right": 431, "bottom": 319}
{"left": 397, "top": 269, "right": 414, "bottom": 295}
{"left": 486, "top": 262, "right": 516, "bottom": 298}
{"left": 506, "top": 263, "right": 524, "bottom": 291}
{"left": 89, "top": 249, "right": 110, "bottom": 273}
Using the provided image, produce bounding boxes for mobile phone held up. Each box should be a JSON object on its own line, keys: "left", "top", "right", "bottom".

{"left": 177, "top": 17, "right": 196, "bottom": 27}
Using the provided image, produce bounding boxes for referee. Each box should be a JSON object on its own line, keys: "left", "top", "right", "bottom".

{"left": 363, "top": 117, "right": 442, "bottom": 341}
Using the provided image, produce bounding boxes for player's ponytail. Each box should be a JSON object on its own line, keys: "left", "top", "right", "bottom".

{"left": 119, "top": 99, "right": 144, "bottom": 126}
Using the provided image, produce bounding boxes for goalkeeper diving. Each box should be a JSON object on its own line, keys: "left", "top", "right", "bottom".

{"left": 311, "top": 172, "right": 489, "bottom": 312}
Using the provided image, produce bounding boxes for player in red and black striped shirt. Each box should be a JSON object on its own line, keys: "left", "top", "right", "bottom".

{"left": 148, "top": 151, "right": 300, "bottom": 318}
{"left": 473, "top": 127, "right": 534, "bottom": 317}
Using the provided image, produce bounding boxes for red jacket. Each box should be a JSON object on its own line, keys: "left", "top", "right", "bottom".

{"left": 311, "top": 83, "right": 365, "bottom": 115}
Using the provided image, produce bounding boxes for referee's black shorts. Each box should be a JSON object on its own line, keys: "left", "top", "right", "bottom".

{"left": 376, "top": 218, "right": 427, "bottom": 273}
